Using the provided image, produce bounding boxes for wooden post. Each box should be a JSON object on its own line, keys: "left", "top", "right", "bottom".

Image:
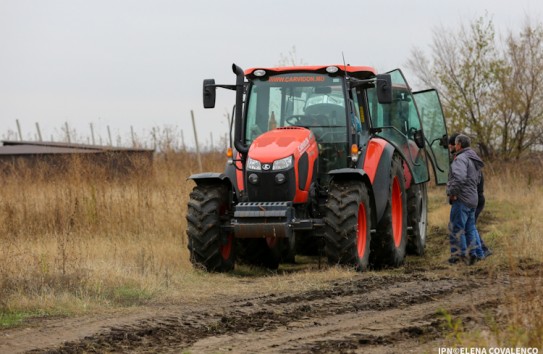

{"left": 152, "top": 127, "right": 157, "bottom": 150}
{"left": 16, "top": 119, "right": 23, "bottom": 141}
{"left": 65, "top": 122, "right": 71, "bottom": 143}
{"left": 210, "top": 132, "right": 214, "bottom": 151}
{"left": 35, "top": 122, "right": 42, "bottom": 142}
{"left": 131, "top": 126, "right": 136, "bottom": 147}
{"left": 90, "top": 123, "right": 96, "bottom": 145}
{"left": 107, "top": 125, "right": 112, "bottom": 146}
{"left": 191, "top": 110, "right": 203, "bottom": 172}
{"left": 181, "top": 130, "right": 186, "bottom": 151}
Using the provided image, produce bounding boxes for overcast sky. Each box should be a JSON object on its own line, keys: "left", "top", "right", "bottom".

{"left": 1, "top": 0, "right": 542, "bottom": 149}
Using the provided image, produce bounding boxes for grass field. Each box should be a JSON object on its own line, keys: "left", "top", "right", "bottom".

{"left": 0, "top": 151, "right": 541, "bottom": 347}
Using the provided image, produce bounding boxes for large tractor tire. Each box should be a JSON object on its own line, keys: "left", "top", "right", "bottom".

{"left": 406, "top": 183, "right": 428, "bottom": 256}
{"left": 323, "top": 180, "right": 372, "bottom": 271}
{"left": 371, "top": 155, "right": 408, "bottom": 268}
{"left": 186, "top": 184, "right": 235, "bottom": 272}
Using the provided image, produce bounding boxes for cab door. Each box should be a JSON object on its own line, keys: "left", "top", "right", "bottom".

{"left": 412, "top": 89, "right": 449, "bottom": 185}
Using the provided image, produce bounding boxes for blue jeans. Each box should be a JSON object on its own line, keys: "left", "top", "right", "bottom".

{"left": 449, "top": 200, "right": 484, "bottom": 259}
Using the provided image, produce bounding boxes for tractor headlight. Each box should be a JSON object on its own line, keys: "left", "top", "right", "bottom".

{"left": 272, "top": 156, "right": 293, "bottom": 170}
{"left": 246, "top": 157, "right": 261, "bottom": 171}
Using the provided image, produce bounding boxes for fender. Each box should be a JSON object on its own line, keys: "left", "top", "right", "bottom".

{"left": 188, "top": 172, "right": 232, "bottom": 185}
{"left": 328, "top": 168, "right": 377, "bottom": 226}
{"left": 188, "top": 172, "right": 236, "bottom": 197}
{"left": 189, "top": 164, "right": 242, "bottom": 199}
{"left": 361, "top": 138, "right": 395, "bottom": 223}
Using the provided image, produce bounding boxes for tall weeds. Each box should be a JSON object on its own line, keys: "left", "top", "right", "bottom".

{"left": 0, "top": 150, "right": 225, "bottom": 313}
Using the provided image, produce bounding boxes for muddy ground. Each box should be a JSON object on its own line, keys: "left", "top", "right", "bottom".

{"left": 1, "top": 254, "right": 540, "bottom": 354}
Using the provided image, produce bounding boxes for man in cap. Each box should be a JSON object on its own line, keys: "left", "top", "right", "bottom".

{"left": 447, "top": 134, "right": 485, "bottom": 264}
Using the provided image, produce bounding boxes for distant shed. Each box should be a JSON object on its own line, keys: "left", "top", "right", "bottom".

{"left": 0, "top": 141, "right": 154, "bottom": 178}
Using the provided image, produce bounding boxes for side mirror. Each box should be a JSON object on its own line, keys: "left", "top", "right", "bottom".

{"left": 376, "top": 74, "right": 392, "bottom": 104}
{"left": 203, "top": 79, "right": 216, "bottom": 108}
{"left": 414, "top": 129, "right": 425, "bottom": 149}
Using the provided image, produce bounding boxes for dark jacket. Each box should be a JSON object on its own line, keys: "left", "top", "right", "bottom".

{"left": 446, "top": 148, "right": 484, "bottom": 209}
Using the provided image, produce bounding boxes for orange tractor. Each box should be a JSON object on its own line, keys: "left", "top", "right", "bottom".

{"left": 187, "top": 64, "right": 450, "bottom": 271}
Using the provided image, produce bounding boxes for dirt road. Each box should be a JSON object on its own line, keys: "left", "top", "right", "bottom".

{"left": 2, "top": 258, "right": 538, "bottom": 354}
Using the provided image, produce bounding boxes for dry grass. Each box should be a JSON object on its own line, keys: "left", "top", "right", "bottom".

{"left": 0, "top": 150, "right": 542, "bottom": 347}
{"left": 0, "top": 150, "right": 357, "bottom": 325}
{"left": 0, "top": 151, "right": 214, "bottom": 316}
{"left": 426, "top": 159, "right": 543, "bottom": 348}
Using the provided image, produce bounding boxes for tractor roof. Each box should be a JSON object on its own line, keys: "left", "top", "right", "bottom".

{"left": 245, "top": 65, "right": 377, "bottom": 80}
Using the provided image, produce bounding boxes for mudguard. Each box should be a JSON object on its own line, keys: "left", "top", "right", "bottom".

{"left": 188, "top": 172, "right": 230, "bottom": 183}
{"left": 328, "top": 168, "right": 377, "bottom": 225}
{"left": 359, "top": 138, "right": 395, "bottom": 224}
{"left": 188, "top": 172, "right": 234, "bottom": 194}
{"left": 189, "top": 163, "right": 240, "bottom": 199}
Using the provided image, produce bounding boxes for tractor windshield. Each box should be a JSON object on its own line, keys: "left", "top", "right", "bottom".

{"left": 245, "top": 73, "right": 348, "bottom": 144}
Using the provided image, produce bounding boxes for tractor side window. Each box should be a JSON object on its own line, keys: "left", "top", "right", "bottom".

{"left": 366, "top": 70, "right": 429, "bottom": 184}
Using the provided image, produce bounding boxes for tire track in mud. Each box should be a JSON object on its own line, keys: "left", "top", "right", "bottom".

{"left": 23, "top": 271, "right": 509, "bottom": 354}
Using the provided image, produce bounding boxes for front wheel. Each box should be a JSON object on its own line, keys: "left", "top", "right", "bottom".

{"left": 186, "top": 184, "right": 235, "bottom": 272}
{"left": 323, "top": 180, "right": 372, "bottom": 271}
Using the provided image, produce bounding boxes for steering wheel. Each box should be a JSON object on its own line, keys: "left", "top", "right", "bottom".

{"left": 285, "top": 114, "right": 312, "bottom": 126}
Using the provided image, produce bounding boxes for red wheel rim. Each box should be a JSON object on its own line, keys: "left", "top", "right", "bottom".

{"left": 357, "top": 203, "right": 367, "bottom": 258}
{"left": 391, "top": 176, "right": 403, "bottom": 247}
{"left": 221, "top": 234, "right": 233, "bottom": 260}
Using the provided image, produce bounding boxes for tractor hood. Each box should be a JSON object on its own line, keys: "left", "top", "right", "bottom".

{"left": 248, "top": 127, "right": 316, "bottom": 162}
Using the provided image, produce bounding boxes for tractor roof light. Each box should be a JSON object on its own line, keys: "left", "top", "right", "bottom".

{"left": 326, "top": 66, "right": 339, "bottom": 74}
{"left": 253, "top": 69, "right": 266, "bottom": 77}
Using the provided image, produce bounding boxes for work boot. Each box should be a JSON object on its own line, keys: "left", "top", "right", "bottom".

{"left": 467, "top": 254, "right": 481, "bottom": 265}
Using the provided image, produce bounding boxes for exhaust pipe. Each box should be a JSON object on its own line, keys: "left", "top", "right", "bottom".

{"left": 232, "top": 64, "right": 249, "bottom": 156}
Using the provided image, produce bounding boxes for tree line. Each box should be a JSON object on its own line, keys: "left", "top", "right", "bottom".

{"left": 408, "top": 15, "right": 543, "bottom": 160}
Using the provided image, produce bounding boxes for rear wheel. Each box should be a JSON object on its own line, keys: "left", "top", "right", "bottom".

{"left": 186, "top": 184, "right": 235, "bottom": 272}
{"left": 323, "top": 180, "right": 372, "bottom": 271}
{"left": 406, "top": 183, "right": 428, "bottom": 256}
{"left": 371, "top": 156, "right": 407, "bottom": 268}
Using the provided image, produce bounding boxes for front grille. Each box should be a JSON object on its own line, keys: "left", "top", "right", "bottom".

{"left": 246, "top": 168, "right": 296, "bottom": 202}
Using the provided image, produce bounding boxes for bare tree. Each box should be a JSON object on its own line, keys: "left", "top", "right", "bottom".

{"left": 408, "top": 16, "right": 505, "bottom": 158}
{"left": 409, "top": 15, "right": 543, "bottom": 159}
{"left": 496, "top": 19, "right": 543, "bottom": 159}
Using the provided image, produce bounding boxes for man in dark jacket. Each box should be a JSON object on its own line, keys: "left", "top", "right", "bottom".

{"left": 447, "top": 134, "right": 485, "bottom": 264}
{"left": 448, "top": 134, "right": 491, "bottom": 257}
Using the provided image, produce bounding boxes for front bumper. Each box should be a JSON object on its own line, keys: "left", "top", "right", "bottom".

{"left": 228, "top": 202, "right": 323, "bottom": 239}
